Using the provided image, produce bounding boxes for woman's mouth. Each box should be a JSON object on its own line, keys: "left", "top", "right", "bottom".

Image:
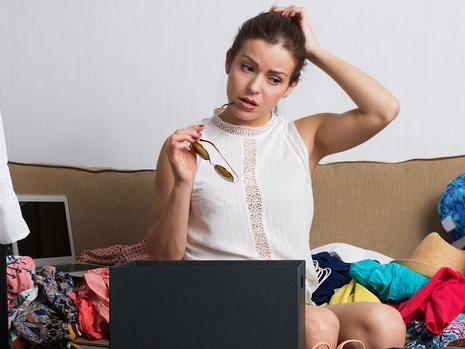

{"left": 238, "top": 97, "right": 258, "bottom": 112}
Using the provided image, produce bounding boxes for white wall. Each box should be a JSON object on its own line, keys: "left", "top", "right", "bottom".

{"left": 1, "top": 0, "right": 464, "bottom": 169}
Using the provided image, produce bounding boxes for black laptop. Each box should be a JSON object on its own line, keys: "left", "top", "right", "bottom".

{"left": 110, "top": 260, "right": 305, "bottom": 349}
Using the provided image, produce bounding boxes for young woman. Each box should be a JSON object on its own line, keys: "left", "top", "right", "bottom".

{"left": 146, "top": 5, "right": 405, "bottom": 349}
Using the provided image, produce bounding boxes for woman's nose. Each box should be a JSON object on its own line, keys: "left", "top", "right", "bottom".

{"left": 246, "top": 76, "right": 261, "bottom": 94}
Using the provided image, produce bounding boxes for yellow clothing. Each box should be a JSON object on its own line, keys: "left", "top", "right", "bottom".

{"left": 329, "top": 279, "right": 380, "bottom": 304}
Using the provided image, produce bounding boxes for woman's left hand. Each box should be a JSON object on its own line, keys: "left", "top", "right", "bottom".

{"left": 270, "top": 5, "right": 321, "bottom": 58}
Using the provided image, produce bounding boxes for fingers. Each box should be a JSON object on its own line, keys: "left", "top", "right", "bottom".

{"left": 283, "top": 5, "right": 296, "bottom": 17}
{"left": 169, "top": 125, "right": 204, "bottom": 152}
{"left": 174, "top": 126, "right": 202, "bottom": 140}
{"left": 172, "top": 134, "right": 195, "bottom": 148}
{"left": 270, "top": 5, "right": 305, "bottom": 19}
{"left": 191, "top": 124, "right": 205, "bottom": 132}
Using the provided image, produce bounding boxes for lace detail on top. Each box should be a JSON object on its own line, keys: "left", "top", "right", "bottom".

{"left": 210, "top": 107, "right": 278, "bottom": 137}
{"left": 286, "top": 134, "right": 306, "bottom": 166}
{"left": 242, "top": 138, "right": 272, "bottom": 259}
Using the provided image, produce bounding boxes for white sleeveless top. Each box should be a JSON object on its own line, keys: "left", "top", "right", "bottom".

{"left": 184, "top": 109, "right": 319, "bottom": 301}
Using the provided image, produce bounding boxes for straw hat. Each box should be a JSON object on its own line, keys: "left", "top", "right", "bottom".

{"left": 393, "top": 232, "right": 465, "bottom": 278}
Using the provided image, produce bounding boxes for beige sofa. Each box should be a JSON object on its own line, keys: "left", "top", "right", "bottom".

{"left": 8, "top": 155, "right": 465, "bottom": 348}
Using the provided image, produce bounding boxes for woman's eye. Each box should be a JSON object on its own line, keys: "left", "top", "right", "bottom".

{"left": 268, "top": 77, "right": 282, "bottom": 85}
{"left": 241, "top": 64, "right": 254, "bottom": 72}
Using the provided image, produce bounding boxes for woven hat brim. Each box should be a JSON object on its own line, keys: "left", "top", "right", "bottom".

{"left": 393, "top": 259, "right": 446, "bottom": 278}
{"left": 393, "top": 232, "right": 465, "bottom": 278}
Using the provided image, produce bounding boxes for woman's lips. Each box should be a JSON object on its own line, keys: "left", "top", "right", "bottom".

{"left": 238, "top": 98, "right": 258, "bottom": 112}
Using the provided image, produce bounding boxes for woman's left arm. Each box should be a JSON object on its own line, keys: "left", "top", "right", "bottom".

{"left": 272, "top": 6, "right": 400, "bottom": 162}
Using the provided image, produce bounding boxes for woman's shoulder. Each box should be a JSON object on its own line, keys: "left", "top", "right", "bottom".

{"left": 290, "top": 115, "right": 320, "bottom": 147}
{"left": 293, "top": 114, "right": 321, "bottom": 133}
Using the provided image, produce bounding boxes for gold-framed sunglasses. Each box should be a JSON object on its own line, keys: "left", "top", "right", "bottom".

{"left": 192, "top": 139, "right": 238, "bottom": 183}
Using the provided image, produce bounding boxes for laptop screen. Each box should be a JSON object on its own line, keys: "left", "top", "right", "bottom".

{"left": 13, "top": 195, "right": 76, "bottom": 267}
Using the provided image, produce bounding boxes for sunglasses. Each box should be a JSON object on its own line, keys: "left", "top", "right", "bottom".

{"left": 192, "top": 139, "right": 238, "bottom": 183}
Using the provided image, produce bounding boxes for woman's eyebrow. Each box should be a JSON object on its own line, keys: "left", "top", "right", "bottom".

{"left": 241, "top": 55, "right": 288, "bottom": 77}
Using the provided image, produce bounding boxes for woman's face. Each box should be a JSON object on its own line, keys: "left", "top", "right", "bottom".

{"left": 223, "top": 38, "right": 298, "bottom": 126}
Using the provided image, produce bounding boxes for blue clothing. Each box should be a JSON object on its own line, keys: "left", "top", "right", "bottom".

{"left": 311, "top": 252, "right": 352, "bottom": 305}
{"left": 350, "top": 259, "right": 429, "bottom": 303}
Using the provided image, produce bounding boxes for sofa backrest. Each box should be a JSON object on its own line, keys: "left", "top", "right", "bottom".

{"left": 311, "top": 155, "right": 465, "bottom": 258}
{"left": 9, "top": 162, "right": 155, "bottom": 255}
{"left": 9, "top": 155, "right": 465, "bottom": 258}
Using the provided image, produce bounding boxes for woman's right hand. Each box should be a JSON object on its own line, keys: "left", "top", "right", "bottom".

{"left": 165, "top": 124, "right": 204, "bottom": 185}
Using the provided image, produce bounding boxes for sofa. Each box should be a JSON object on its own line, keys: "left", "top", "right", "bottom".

{"left": 8, "top": 154, "right": 465, "bottom": 348}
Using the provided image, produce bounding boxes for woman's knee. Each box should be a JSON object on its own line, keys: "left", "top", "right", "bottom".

{"left": 305, "top": 305, "right": 340, "bottom": 336}
{"left": 363, "top": 303, "right": 406, "bottom": 346}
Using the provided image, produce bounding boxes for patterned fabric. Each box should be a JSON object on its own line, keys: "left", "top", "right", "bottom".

{"left": 8, "top": 286, "right": 38, "bottom": 339}
{"left": 77, "top": 239, "right": 148, "bottom": 265}
{"left": 6, "top": 255, "right": 35, "bottom": 309}
{"left": 12, "top": 265, "right": 80, "bottom": 345}
{"left": 6, "top": 255, "right": 35, "bottom": 329}
{"left": 406, "top": 311, "right": 465, "bottom": 349}
{"left": 437, "top": 173, "right": 465, "bottom": 241}
{"left": 34, "top": 265, "right": 77, "bottom": 323}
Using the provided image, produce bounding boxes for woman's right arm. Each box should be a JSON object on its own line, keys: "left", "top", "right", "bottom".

{"left": 145, "top": 125, "right": 203, "bottom": 260}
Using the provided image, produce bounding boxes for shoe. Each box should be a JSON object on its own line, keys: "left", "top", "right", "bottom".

{"left": 337, "top": 339, "right": 365, "bottom": 349}
{"left": 311, "top": 342, "right": 331, "bottom": 349}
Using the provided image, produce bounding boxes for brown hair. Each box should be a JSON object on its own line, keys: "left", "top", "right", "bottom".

{"left": 228, "top": 11, "right": 307, "bottom": 84}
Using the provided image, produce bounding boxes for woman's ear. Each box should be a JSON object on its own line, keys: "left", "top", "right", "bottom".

{"left": 225, "top": 49, "right": 233, "bottom": 75}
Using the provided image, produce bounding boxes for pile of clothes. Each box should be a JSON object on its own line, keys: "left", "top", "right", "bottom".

{"left": 8, "top": 232, "right": 465, "bottom": 348}
{"left": 75, "top": 233, "right": 465, "bottom": 348}
{"left": 311, "top": 233, "right": 465, "bottom": 349}
{"left": 7, "top": 255, "right": 109, "bottom": 348}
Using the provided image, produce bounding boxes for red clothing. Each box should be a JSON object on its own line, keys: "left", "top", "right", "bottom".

{"left": 394, "top": 267, "right": 465, "bottom": 335}
{"left": 76, "top": 267, "right": 110, "bottom": 339}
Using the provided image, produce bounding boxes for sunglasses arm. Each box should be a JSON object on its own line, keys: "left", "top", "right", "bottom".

{"left": 199, "top": 139, "right": 239, "bottom": 182}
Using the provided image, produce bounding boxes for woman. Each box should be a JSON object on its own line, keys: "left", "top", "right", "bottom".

{"left": 146, "top": 5, "right": 405, "bottom": 349}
